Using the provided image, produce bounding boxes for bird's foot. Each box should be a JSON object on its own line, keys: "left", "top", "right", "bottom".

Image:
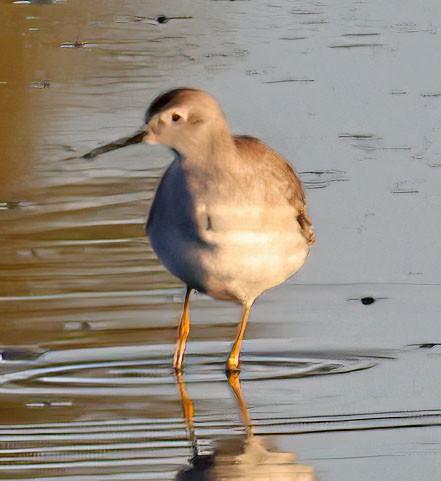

{"left": 225, "top": 358, "right": 241, "bottom": 374}
{"left": 173, "top": 354, "right": 184, "bottom": 373}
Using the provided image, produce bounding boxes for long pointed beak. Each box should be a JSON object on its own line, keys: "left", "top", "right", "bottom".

{"left": 82, "top": 129, "right": 146, "bottom": 159}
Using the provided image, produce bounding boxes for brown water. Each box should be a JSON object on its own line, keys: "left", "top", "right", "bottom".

{"left": 1, "top": 0, "right": 441, "bottom": 479}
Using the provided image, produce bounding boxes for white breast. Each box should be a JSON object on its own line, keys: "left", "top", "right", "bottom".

{"left": 197, "top": 203, "right": 309, "bottom": 303}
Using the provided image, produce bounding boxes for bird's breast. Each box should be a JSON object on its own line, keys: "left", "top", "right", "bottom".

{"left": 195, "top": 202, "right": 309, "bottom": 301}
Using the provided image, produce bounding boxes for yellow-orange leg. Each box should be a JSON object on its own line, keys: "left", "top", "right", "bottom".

{"left": 173, "top": 287, "right": 192, "bottom": 372}
{"left": 175, "top": 371, "right": 198, "bottom": 457}
{"left": 226, "top": 301, "right": 253, "bottom": 372}
{"left": 227, "top": 371, "right": 253, "bottom": 437}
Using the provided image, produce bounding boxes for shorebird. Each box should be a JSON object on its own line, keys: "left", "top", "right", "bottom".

{"left": 83, "top": 88, "right": 315, "bottom": 372}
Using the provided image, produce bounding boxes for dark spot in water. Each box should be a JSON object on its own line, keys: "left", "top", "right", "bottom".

{"left": 419, "top": 343, "right": 439, "bottom": 349}
{"left": 155, "top": 15, "right": 169, "bottom": 24}
{"left": 361, "top": 296, "right": 375, "bottom": 305}
{"left": 154, "top": 15, "right": 193, "bottom": 25}
{"left": 1, "top": 348, "right": 43, "bottom": 361}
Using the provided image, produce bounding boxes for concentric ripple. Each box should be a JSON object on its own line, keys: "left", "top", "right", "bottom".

{"left": 0, "top": 342, "right": 377, "bottom": 395}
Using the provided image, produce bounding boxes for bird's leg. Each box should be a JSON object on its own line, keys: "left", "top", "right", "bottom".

{"left": 227, "top": 370, "right": 254, "bottom": 438}
{"left": 173, "top": 287, "right": 192, "bottom": 372}
{"left": 175, "top": 371, "right": 198, "bottom": 458}
{"left": 226, "top": 301, "right": 253, "bottom": 372}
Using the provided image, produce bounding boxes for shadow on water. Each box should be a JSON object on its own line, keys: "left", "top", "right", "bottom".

{"left": 174, "top": 371, "right": 314, "bottom": 481}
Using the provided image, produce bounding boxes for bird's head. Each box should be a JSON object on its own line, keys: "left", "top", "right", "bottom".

{"left": 143, "top": 88, "right": 231, "bottom": 158}
{"left": 81, "top": 88, "right": 231, "bottom": 161}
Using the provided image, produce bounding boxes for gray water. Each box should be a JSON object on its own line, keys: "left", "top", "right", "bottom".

{"left": 1, "top": 0, "right": 441, "bottom": 479}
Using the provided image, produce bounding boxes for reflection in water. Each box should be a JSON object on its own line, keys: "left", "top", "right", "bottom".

{"left": 175, "top": 372, "right": 315, "bottom": 481}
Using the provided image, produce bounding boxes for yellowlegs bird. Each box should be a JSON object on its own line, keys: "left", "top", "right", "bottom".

{"left": 84, "top": 88, "right": 315, "bottom": 372}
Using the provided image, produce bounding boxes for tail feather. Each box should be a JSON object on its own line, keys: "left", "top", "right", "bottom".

{"left": 298, "top": 212, "right": 315, "bottom": 246}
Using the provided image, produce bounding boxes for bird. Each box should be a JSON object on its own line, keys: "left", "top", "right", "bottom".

{"left": 83, "top": 87, "right": 315, "bottom": 372}
{"left": 142, "top": 88, "right": 314, "bottom": 373}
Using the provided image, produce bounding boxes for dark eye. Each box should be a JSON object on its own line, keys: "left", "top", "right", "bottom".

{"left": 171, "top": 113, "right": 181, "bottom": 123}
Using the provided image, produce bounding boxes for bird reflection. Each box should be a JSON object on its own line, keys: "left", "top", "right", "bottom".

{"left": 174, "top": 372, "right": 315, "bottom": 481}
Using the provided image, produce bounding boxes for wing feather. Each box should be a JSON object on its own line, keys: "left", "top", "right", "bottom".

{"left": 234, "top": 135, "right": 315, "bottom": 245}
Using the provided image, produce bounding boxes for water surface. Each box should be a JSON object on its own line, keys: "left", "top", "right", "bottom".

{"left": 1, "top": 0, "right": 441, "bottom": 479}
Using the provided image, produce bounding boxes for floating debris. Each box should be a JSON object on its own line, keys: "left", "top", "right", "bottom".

{"left": 0, "top": 348, "right": 43, "bottom": 362}
{"left": 300, "top": 169, "right": 348, "bottom": 189}
{"left": 329, "top": 43, "right": 383, "bottom": 49}
{"left": 389, "top": 23, "right": 436, "bottom": 34}
{"left": 391, "top": 181, "right": 419, "bottom": 194}
{"left": 14, "top": 0, "right": 66, "bottom": 4}
{"left": 264, "top": 78, "right": 314, "bottom": 84}
{"left": 419, "top": 343, "right": 440, "bottom": 349}
{"left": 64, "top": 320, "right": 92, "bottom": 331}
{"left": 361, "top": 296, "right": 375, "bottom": 305}
{"left": 391, "top": 189, "right": 419, "bottom": 194}
{"left": 347, "top": 296, "right": 387, "bottom": 304}
{"left": 290, "top": 8, "right": 322, "bottom": 15}
{"left": 30, "top": 80, "right": 50, "bottom": 89}
{"left": 301, "top": 19, "right": 327, "bottom": 25}
{"left": 382, "top": 146, "right": 412, "bottom": 151}
{"left": 0, "top": 201, "right": 22, "bottom": 210}
{"left": 341, "top": 33, "right": 381, "bottom": 37}
{"left": 339, "top": 133, "right": 375, "bottom": 139}
{"left": 280, "top": 36, "right": 308, "bottom": 41}
{"left": 116, "top": 14, "right": 192, "bottom": 25}
{"left": 421, "top": 92, "right": 441, "bottom": 98}
{"left": 27, "top": 400, "right": 73, "bottom": 408}
{"left": 60, "top": 40, "right": 86, "bottom": 48}
{"left": 205, "top": 48, "right": 248, "bottom": 58}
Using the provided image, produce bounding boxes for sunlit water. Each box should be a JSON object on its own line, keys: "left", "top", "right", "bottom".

{"left": 1, "top": 0, "right": 441, "bottom": 479}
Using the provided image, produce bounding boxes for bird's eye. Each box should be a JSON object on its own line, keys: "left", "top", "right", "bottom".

{"left": 171, "top": 113, "right": 181, "bottom": 123}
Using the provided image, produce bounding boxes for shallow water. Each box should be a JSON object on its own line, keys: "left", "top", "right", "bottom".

{"left": 1, "top": 0, "right": 441, "bottom": 479}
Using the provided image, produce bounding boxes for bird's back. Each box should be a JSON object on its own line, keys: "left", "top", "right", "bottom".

{"left": 233, "top": 135, "right": 315, "bottom": 246}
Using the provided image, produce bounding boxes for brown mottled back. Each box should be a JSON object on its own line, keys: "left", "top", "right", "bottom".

{"left": 234, "top": 135, "right": 315, "bottom": 246}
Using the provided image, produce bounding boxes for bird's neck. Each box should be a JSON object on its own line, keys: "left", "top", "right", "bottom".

{"left": 176, "top": 121, "right": 237, "bottom": 167}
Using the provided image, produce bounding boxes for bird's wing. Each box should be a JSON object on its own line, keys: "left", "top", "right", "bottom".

{"left": 234, "top": 135, "right": 315, "bottom": 246}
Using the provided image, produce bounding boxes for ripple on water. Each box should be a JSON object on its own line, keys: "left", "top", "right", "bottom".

{"left": 0, "top": 342, "right": 377, "bottom": 395}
